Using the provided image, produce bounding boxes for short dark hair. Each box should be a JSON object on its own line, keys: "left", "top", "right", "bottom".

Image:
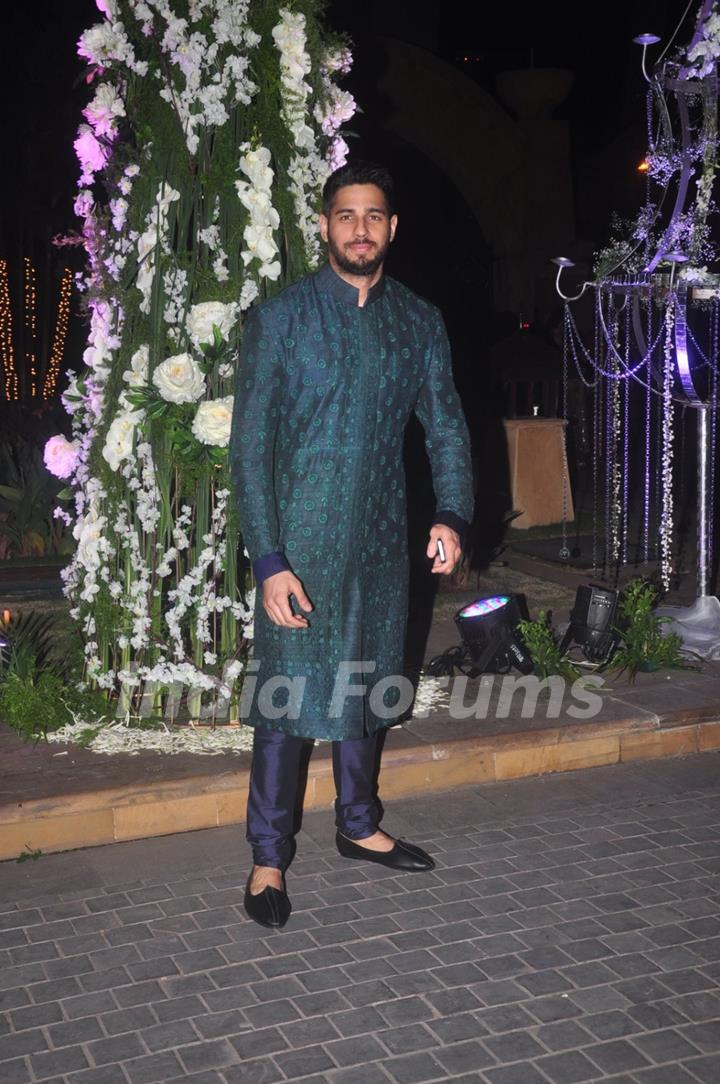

{"left": 322, "top": 160, "right": 395, "bottom": 216}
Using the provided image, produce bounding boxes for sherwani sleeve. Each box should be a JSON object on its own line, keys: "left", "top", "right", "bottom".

{"left": 413, "top": 311, "right": 475, "bottom": 541}
{"left": 229, "top": 305, "right": 291, "bottom": 581}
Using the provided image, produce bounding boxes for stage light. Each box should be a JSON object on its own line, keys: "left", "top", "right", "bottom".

{"left": 637, "top": 159, "right": 650, "bottom": 172}
{"left": 558, "top": 584, "right": 622, "bottom": 665}
{"left": 455, "top": 593, "right": 534, "bottom": 676}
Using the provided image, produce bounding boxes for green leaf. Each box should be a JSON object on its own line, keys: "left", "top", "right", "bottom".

{"left": 56, "top": 488, "right": 74, "bottom": 501}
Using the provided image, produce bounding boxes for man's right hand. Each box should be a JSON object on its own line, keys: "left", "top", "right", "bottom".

{"left": 262, "top": 571, "right": 314, "bottom": 628}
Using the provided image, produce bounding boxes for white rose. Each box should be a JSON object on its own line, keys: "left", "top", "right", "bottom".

{"left": 186, "top": 301, "right": 238, "bottom": 347}
{"left": 192, "top": 396, "right": 234, "bottom": 447}
{"left": 102, "top": 411, "right": 141, "bottom": 471}
{"left": 152, "top": 353, "right": 206, "bottom": 404}
{"left": 123, "top": 344, "right": 149, "bottom": 387}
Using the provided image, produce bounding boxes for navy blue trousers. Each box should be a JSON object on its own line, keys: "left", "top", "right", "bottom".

{"left": 246, "top": 728, "right": 380, "bottom": 870}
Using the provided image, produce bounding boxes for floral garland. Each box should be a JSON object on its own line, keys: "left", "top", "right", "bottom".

{"left": 44, "top": 0, "right": 355, "bottom": 720}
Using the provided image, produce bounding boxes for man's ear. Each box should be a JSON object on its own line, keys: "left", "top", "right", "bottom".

{"left": 389, "top": 214, "right": 398, "bottom": 242}
{"left": 319, "top": 214, "right": 329, "bottom": 242}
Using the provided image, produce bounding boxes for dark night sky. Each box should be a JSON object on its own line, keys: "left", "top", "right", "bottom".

{"left": 0, "top": 1, "right": 701, "bottom": 279}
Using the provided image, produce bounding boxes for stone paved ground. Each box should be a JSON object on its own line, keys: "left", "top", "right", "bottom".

{"left": 1, "top": 755, "right": 719, "bottom": 1084}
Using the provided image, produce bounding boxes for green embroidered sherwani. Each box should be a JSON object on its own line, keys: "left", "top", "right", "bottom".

{"left": 230, "top": 262, "right": 473, "bottom": 740}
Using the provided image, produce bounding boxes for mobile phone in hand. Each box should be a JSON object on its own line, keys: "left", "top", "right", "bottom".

{"left": 436, "top": 538, "right": 446, "bottom": 563}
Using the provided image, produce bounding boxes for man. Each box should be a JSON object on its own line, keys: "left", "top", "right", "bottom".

{"left": 230, "top": 161, "right": 473, "bottom": 929}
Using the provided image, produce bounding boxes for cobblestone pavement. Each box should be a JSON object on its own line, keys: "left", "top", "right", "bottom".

{"left": 1, "top": 754, "right": 719, "bottom": 1084}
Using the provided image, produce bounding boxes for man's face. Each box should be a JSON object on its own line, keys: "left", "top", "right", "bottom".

{"left": 319, "top": 183, "right": 397, "bottom": 278}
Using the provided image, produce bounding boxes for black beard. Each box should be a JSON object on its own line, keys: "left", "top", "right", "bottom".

{"left": 328, "top": 239, "right": 389, "bottom": 277}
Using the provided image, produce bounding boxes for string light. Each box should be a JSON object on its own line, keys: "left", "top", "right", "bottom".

{"left": 24, "top": 257, "right": 37, "bottom": 398}
{"left": 0, "top": 259, "right": 18, "bottom": 400}
{"left": 43, "top": 268, "right": 73, "bottom": 400}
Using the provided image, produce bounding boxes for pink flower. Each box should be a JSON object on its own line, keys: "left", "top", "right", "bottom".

{"left": 74, "top": 126, "right": 109, "bottom": 183}
{"left": 44, "top": 435, "right": 80, "bottom": 480}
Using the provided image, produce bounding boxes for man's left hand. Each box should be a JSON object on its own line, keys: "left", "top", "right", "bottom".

{"left": 426, "top": 525, "right": 461, "bottom": 574}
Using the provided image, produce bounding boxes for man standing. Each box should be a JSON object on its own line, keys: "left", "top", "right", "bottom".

{"left": 230, "top": 161, "right": 474, "bottom": 929}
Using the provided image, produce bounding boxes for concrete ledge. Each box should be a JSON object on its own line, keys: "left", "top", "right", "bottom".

{"left": 2, "top": 710, "right": 719, "bottom": 861}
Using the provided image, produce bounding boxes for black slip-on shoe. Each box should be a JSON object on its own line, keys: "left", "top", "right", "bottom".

{"left": 336, "top": 831, "right": 435, "bottom": 872}
{"left": 243, "top": 875, "right": 292, "bottom": 929}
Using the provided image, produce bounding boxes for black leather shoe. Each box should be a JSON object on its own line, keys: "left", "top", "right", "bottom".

{"left": 243, "top": 875, "right": 291, "bottom": 929}
{"left": 336, "top": 832, "right": 435, "bottom": 872}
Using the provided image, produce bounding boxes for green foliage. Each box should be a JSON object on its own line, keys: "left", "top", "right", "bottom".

{"left": 0, "top": 666, "right": 109, "bottom": 741}
{"left": 0, "top": 437, "right": 70, "bottom": 557}
{"left": 0, "top": 610, "right": 78, "bottom": 684}
{"left": 17, "top": 846, "right": 43, "bottom": 863}
{"left": 516, "top": 611, "right": 581, "bottom": 682}
{"left": 611, "top": 578, "right": 691, "bottom": 682}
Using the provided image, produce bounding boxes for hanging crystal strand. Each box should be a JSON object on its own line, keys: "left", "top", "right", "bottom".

{"left": 560, "top": 306, "right": 571, "bottom": 560}
{"left": 610, "top": 330, "right": 623, "bottom": 575}
{"left": 643, "top": 298, "right": 653, "bottom": 562}
{"left": 660, "top": 300, "right": 675, "bottom": 592}
{"left": 709, "top": 299, "right": 719, "bottom": 580}
{"left": 605, "top": 294, "right": 621, "bottom": 579}
{"left": 622, "top": 300, "right": 631, "bottom": 565}
{"left": 655, "top": 306, "right": 664, "bottom": 566}
{"left": 593, "top": 292, "right": 603, "bottom": 576}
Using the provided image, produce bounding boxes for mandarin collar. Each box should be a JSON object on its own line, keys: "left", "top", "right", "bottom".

{"left": 315, "top": 261, "right": 386, "bottom": 306}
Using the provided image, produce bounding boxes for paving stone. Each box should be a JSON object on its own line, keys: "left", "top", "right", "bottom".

{"left": 273, "top": 1044, "right": 335, "bottom": 1078}
{"left": 242, "top": 999, "right": 301, "bottom": 1028}
{"left": 633, "top": 1067, "right": 701, "bottom": 1084}
{"left": 677, "top": 1020, "right": 720, "bottom": 1052}
{"left": 533, "top": 1020, "right": 594, "bottom": 1052}
{"left": 123, "top": 1050, "right": 184, "bottom": 1084}
{"left": 683, "top": 1054, "right": 720, "bottom": 1083}
{"left": 584, "top": 1038, "right": 651, "bottom": 1074}
{"left": 484, "top": 1064, "right": 550, "bottom": 1084}
{"left": 484, "top": 1029, "right": 546, "bottom": 1062}
{"left": 176, "top": 1039, "right": 238, "bottom": 1073}
{"left": 536, "top": 1048, "right": 607, "bottom": 1082}
{"left": 329, "top": 1067, "right": 393, "bottom": 1084}
{"left": 0, "top": 1058, "right": 33, "bottom": 1084}
{"left": 3, "top": 759, "right": 720, "bottom": 1084}
{"left": 580, "top": 1010, "right": 639, "bottom": 1041}
{"left": 378, "top": 1023, "right": 441, "bottom": 1055}
{"left": 382, "top": 1051, "right": 445, "bottom": 1083}
{"left": 433, "top": 1038, "right": 496, "bottom": 1074}
{"left": 66, "top": 1067, "right": 131, "bottom": 1084}
{"left": 30, "top": 1044, "right": 91, "bottom": 1078}
{"left": 626, "top": 1002, "right": 688, "bottom": 1031}
{"left": 48, "top": 1016, "right": 105, "bottom": 1047}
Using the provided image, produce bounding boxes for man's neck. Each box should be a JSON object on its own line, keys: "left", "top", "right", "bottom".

{"left": 327, "top": 258, "right": 384, "bottom": 308}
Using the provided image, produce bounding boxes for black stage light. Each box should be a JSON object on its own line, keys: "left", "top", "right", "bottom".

{"left": 454, "top": 593, "right": 535, "bottom": 676}
{"left": 558, "top": 584, "right": 622, "bottom": 665}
